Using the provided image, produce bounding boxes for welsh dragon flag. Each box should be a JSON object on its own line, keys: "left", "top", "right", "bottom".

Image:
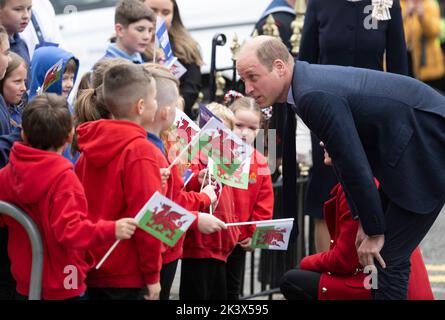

{"left": 38, "top": 58, "right": 64, "bottom": 95}
{"left": 251, "top": 219, "right": 294, "bottom": 251}
{"left": 168, "top": 109, "right": 200, "bottom": 163}
{"left": 135, "top": 191, "right": 196, "bottom": 247}
{"left": 194, "top": 117, "right": 253, "bottom": 175}
{"left": 213, "top": 156, "right": 251, "bottom": 189}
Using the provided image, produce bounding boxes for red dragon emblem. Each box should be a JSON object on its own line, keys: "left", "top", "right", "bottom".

{"left": 147, "top": 203, "right": 185, "bottom": 240}
{"left": 256, "top": 228, "right": 286, "bottom": 246}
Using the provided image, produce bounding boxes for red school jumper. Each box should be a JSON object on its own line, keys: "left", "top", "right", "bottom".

{"left": 75, "top": 120, "right": 163, "bottom": 288}
{"left": 232, "top": 150, "right": 274, "bottom": 240}
{"left": 0, "top": 142, "right": 116, "bottom": 300}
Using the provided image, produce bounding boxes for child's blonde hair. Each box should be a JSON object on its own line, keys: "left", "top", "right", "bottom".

{"left": 229, "top": 96, "right": 264, "bottom": 125}
{"left": 205, "top": 102, "right": 235, "bottom": 130}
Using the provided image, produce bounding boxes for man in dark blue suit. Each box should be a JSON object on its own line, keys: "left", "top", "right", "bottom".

{"left": 236, "top": 36, "right": 444, "bottom": 300}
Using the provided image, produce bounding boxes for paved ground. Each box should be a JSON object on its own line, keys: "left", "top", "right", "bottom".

{"left": 420, "top": 206, "right": 445, "bottom": 300}
{"left": 169, "top": 207, "right": 445, "bottom": 300}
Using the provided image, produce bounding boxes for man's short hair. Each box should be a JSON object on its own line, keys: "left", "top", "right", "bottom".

{"left": 256, "top": 38, "right": 291, "bottom": 71}
{"left": 22, "top": 94, "right": 73, "bottom": 150}
{"left": 115, "top": 0, "right": 155, "bottom": 27}
{"left": 103, "top": 63, "right": 154, "bottom": 118}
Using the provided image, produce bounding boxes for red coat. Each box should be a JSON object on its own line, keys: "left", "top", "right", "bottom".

{"left": 75, "top": 120, "right": 163, "bottom": 288}
{"left": 232, "top": 150, "right": 274, "bottom": 240}
{"left": 0, "top": 143, "right": 116, "bottom": 300}
{"left": 182, "top": 153, "right": 240, "bottom": 262}
{"left": 300, "top": 183, "right": 434, "bottom": 300}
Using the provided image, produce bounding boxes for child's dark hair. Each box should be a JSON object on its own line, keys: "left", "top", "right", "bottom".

{"left": 115, "top": 0, "right": 155, "bottom": 27}
{"left": 103, "top": 63, "right": 154, "bottom": 118}
{"left": 22, "top": 93, "right": 72, "bottom": 150}
{"left": 72, "top": 58, "right": 131, "bottom": 155}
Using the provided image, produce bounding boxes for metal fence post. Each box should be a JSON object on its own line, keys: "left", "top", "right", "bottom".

{"left": 0, "top": 201, "right": 43, "bottom": 300}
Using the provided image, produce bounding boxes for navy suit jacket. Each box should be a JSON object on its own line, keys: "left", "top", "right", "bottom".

{"left": 291, "top": 61, "right": 445, "bottom": 236}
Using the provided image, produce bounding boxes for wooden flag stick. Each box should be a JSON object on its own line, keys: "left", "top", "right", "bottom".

{"left": 96, "top": 239, "right": 120, "bottom": 270}
{"left": 167, "top": 136, "right": 196, "bottom": 171}
{"left": 208, "top": 164, "right": 213, "bottom": 215}
{"left": 225, "top": 218, "right": 294, "bottom": 227}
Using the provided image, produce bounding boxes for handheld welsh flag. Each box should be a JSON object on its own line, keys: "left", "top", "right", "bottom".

{"left": 155, "top": 16, "right": 187, "bottom": 78}
{"left": 168, "top": 108, "right": 200, "bottom": 163}
{"left": 135, "top": 191, "right": 196, "bottom": 247}
{"left": 213, "top": 156, "right": 251, "bottom": 189}
{"left": 194, "top": 117, "right": 253, "bottom": 175}
{"left": 38, "top": 58, "right": 63, "bottom": 95}
{"left": 251, "top": 219, "right": 294, "bottom": 251}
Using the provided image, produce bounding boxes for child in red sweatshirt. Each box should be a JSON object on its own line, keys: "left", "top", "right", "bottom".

{"left": 0, "top": 94, "right": 137, "bottom": 300}
{"left": 75, "top": 64, "right": 164, "bottom": 300}
{"left": 180, "top": 103, "right": 241, "bottom": 300}
{"left": 226, "top": 96, "right": 274, "bottom": 300}
{"left": 142, "top": 64, "right": 226, "bottom": 300}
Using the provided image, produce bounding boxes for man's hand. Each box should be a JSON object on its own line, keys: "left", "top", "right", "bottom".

{"left": 144, "top": 282, "right": 161, "bottom": 300}
{"left": 357, "top": 231, "right": 386, "bottom": 269}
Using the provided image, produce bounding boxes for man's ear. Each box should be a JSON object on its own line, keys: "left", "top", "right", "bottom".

{"left": 273, "top": 59, "right": 286, "bottom": 77}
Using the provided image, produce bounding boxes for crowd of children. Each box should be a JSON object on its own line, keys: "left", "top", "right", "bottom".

{"left": 0, "top": 0, "right": 275, "bottom": 300}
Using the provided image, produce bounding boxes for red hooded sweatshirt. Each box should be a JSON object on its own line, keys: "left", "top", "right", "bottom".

{"left": 182, "top": 153, "right": 240, "bottom": 262}
{"left": 75, "top": 120, "right": 163, "bottom": 288}
{"left": 148, "top": 141, "right": 211, "bottom": 264}
{"left": 0, "top": 142, "right": 116, "bottom": 300}
{"left": 232, "top": 150, "right": 274, "bottom": 241}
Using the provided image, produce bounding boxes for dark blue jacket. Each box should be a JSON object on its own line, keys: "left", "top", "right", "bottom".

{"left": 9, "top": 34, "right": 31, "bottom": 88}
{"left": 299, "top": 0, "right": 408, "bottom": 74}
{"left": 291, "top": 61, "right": 445, "bottom": 236}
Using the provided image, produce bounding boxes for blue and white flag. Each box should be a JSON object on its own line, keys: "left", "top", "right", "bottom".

{"left": 156, "top": 16, "right": 174, "bottom": 65}
{"left": 155, "top": 16, "right": 187, "bottom": 78}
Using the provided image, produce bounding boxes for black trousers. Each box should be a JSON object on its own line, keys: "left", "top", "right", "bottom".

{"left": 226, "top": 245, "right": 246, "bottom": 300}
{"left": 280, "top": 269, "right": 321, "bottom": 300}
{"left": 86, "top": 287, "right": 145, "bottom": 300}
{"left": 180, "top": 258, "right": 227, "bottom": 300}
{"left": 160, "top": 259, "right": 178, "bottom": 300}
{"left": 372, "top": 199, "right": 442, "bottom": 300}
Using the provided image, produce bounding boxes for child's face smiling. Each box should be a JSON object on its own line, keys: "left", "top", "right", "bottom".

{"left": 2, "top": 63, "right": 27, "bottom": 105}
{"left": 0, "top": 0, "right": 32, "bottom": 35}
{"left": 61, "top": 71, "right": 75, "bottom": 98}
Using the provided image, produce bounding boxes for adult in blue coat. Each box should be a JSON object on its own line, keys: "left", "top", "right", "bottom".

{"left": 299, "top": 0, "right": 408, "bottom": 252}
{"left": 236, "top": 36, "right": 444, "bottom": 300}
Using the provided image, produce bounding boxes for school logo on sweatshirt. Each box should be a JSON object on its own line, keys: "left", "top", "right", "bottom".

{"left": 135, "top": 192, "right": 196, "bottom": 247}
